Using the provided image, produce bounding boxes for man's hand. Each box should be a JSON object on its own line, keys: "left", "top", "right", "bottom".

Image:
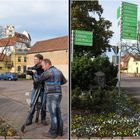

{"left": 32, "top": 70, "right": 37, "bottom": 74}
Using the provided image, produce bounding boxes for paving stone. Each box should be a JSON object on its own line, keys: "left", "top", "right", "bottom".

{"left": 0, "top": 80, "right": 69, "bottom": 139}
{"left": 123, "top": 137, "right": 140, "bottom": 140}
{"left": 101, "top": 138, "right": 112, "bottom": 140}
{"left": 0, "top": 136, "right": 4, "bottom": 139}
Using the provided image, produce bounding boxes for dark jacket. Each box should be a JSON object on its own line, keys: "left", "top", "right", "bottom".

{"left": 31, "top": 64, "right": 44, "bottom": 89}
{"left": 34, "top": 66, "right": 67, "bottom": 94}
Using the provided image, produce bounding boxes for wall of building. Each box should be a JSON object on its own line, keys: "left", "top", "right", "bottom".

{"left": 0, "top": 62, "right": 11, "bottom": 73}
{"left": 127, "top": 57, "right": 140, "bottom": 74}
{"left": 27, "top": 50, "right": 68, "bottom": 79}
{"left": 10, "top": 51, "right": 27, "bottom": 74}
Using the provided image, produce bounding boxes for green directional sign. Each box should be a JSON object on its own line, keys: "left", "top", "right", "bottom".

{"left": 121, "top": 32, "right": 137, "bottom": 39}
{"left": 122, "top": 22, "right": 137, "bottom": 27}
{"left": 122, "top": 26, "right": 137, "bottom": 30}
{"left": 123, "top": 6, "right": 137, "bottom": 12}
{"left": 119, "top": 2, "right": 138, "bottom": 40}
{"left": 117, "top": 6, "right": 120, "bottom": 19}
{"left": 122, "top": 16, "right": 137, "bottom": 22}
{"left": 123, "top": 2, "right": 137, "bottom": 7}
{"left": 74, "top": 30, "right": 93, "bottom": 46}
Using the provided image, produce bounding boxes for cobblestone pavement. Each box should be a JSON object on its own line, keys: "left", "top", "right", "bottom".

{"left": 0, "top": 80, "right": 69, "bottom": 139}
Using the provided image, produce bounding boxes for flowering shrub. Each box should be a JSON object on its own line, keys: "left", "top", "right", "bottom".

{"left": 0, "top": 117, "right": 17, "bottom": 138}
{"left": 72, "top": 88, "right": 140, "bottom": 115}
{"left": 0, "top": 118, "right": 5, "bottom": 125}
{"left": 71, "top": 113, "right": 140, "bottom": 138}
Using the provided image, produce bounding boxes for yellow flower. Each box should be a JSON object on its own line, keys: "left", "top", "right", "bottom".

{"left": 7, "top": 127, "right": 14, "bottom": 136}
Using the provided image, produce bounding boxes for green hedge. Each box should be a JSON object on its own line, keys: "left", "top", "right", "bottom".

{"left": 72, "top": 88, "right": 140, "bottom": 115}
{"left": 72, "top": 55, "right": 118, "bottom": 91}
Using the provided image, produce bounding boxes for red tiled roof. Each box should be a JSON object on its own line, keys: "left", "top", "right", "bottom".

{"left": 133, "top": 55, "right": 140, "bottom": 61}
{"left": 28, "top": 36, "right": 68, "bottom": 54}
{"left": 121, "top": 53, "right": 140, "bottom": 62}
{"left": 0, "top": 37, "right": 16, "bottom": 47}
{"left": 0, "top": 32, "right": 29, "bottom": 47}
{"left": 15, "top": 32, "right": 28, "bottom": 40}
{"left": 121, "top": 53, "right": 131, "bottom": 63}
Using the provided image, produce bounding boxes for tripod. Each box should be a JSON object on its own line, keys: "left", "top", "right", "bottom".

{"left": 21, "top": 84, "right": 42, "bottom": 132}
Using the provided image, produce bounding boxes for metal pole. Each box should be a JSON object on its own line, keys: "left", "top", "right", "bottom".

{"left": 15, "top": 48, "right": 16, "bottom": 73}
{"left": 118, "top": 41, "right": 121, "bottom": 96}
{"left": 71, "top": 30, "right": 74, "bottom": 62}
{"left": 118, "top": 1, "right": 122, "bottom": 96}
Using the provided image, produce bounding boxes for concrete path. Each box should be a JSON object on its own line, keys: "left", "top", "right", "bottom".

{"left": 0, "top": 80, "right": 69, "bottom": 139}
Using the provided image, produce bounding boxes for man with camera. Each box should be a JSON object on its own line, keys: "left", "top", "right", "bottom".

{"left": 26, "top": 54, "right": 47, "bottom": 125}
{"left": 34, "top": 58, "right": 67, "bottom": 138}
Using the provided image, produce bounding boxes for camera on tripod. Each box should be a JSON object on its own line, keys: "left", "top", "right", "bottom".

{"left": 26, "top": 66, "right": 36, "bottom": 75}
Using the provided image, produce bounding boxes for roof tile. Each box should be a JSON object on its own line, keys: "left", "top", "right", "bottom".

{"left": 0, "top": 32, "right": 29, "bottom": 47}
{"left": 28, "top": 36, "right": 68, "bottom": 54}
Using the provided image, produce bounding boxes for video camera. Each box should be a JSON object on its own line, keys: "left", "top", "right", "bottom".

{"left": 26, "top": 66, "right": 37, "bottom": 75}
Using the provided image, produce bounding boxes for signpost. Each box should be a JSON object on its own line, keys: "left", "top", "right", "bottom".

{"left": 112, "top": 46, "right": 119, "bottom": 55}
{"left": 117, "top": 6, "right": 120, "bottom": 19}
{"left": 74, "top": 30, "right": 93, "bottom": 46}
{"left": 71, "top": 30, "right": 93, "bottom": 62}
{"left": 117, "top": 2, "right": 138, "bottom": 95}
{"left": 112, "top": 55, "right": 119, "bottom": 65}
{"left": 121, "top": 2, "right": 138, "bottom": 40}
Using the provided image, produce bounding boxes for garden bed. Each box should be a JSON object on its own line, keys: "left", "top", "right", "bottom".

{"left": 71, "top": 113, "right": 140, "bottom": 139}
{"left": 0, "top": 117, "right": 17, "bottom": 139}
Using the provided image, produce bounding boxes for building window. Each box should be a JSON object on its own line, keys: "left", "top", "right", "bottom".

{"left": 18, "top": 49, "right": 22, "bottom": 54}
{"left": 18, "top": 56, "right": 21, "bottom": 62}
{"left": 23, "top": 66, "right": 26, "bottom": 73}
{"left": 17, "top": 66, "right": 21, "bottom": 72}
{"left": 24, "top": 49, "right": 28, "bottom": 54}
{"left": 24, "top": 57, "right": 27, "bottom": 62}
{"left": 0, "top": 67, "right": 2, "bottom": 70}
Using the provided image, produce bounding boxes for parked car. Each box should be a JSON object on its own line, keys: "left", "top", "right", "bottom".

{"left": 0, "top": 72, "right": 18, "bottom": 81}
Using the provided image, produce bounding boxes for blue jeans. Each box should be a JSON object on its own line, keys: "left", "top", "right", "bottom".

{"left": 47, "top": 94, "right": 63, "bottom": 136}
{"left": 29, "top": 88, "right": 46, "bottom": 121}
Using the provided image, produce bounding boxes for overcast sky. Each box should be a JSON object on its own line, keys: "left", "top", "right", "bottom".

{"left": 0, "top": 0, "right": 68, "bottom": 45}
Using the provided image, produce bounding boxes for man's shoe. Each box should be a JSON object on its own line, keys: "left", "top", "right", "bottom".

{"left": 41, "top": 120, "right": 48, "bottom": 125}
{"left": 42, "top": 132, "right": 57, "bottom": 138}
{"left": 26, "top": 120, "right": 32, "bottom": 125}
{"left": 58, "top": 132, "right": 63, "bottom": 136}
{"left": 57, "top": 128, "right": 63, "bottom": 136}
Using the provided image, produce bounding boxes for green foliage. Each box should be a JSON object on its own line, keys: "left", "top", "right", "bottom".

{"left": 92, "top": 56, "right": 118, "bottom": 85}
{"left": 0, "top": 117, "right": 17, "bottom": 138}
{"left": 72, "top": 88, "right": 140, "bottom": 115}
{"left": 71, "top": 1, "right": 113, "bottom": 57}
{"left": 0, "top": 118, "right": 5, "bottom": 125}
{"left": 72, "top": 55, "right": 95, "bottom": 90}
{"left": 72, "top": 55, "right": 118, "bottom": 90}
{"left": 71, "top": 113, "right": 140, "bottom": 138}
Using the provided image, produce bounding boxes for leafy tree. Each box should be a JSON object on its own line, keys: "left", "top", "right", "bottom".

{"left": 72, "top": 55, "right": 95, "bottom": 90}
{"left": 92, "top": 56, "right": 118, "bottom": 85}
{"left": 72, "top": 55, "right": 118, "bottom": 90}
{"left": 71, "top": 1, "right": 113, "bottom": 57}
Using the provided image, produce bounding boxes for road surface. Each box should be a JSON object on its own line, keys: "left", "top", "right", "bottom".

{"left": 0, "top": 80, "right": 69, "bottom": 139}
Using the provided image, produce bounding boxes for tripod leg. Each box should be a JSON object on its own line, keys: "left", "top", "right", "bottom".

{"left": 35, "top": 103, "right": 40, "bottom": 123}
{"left": 21, "top": 86, "right": 42, "bottom": 132}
